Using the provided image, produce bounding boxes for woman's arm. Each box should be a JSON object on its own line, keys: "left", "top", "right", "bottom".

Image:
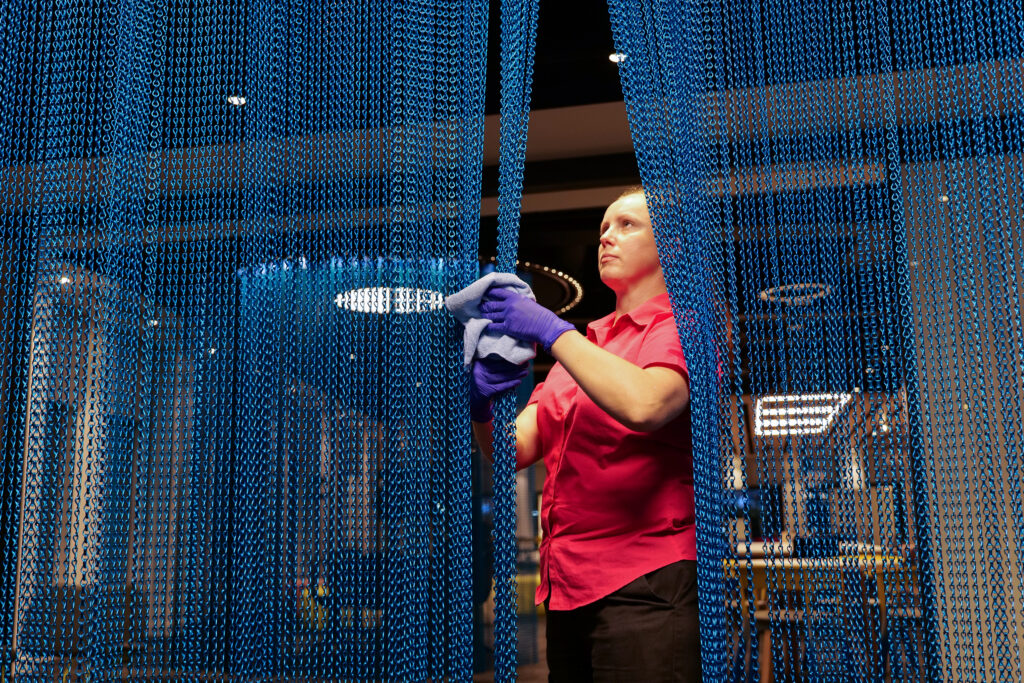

{"left": 549, "top": 330, "right": 689, "bottom": 432}
{"left": 472, "top": 402, "right": 542, "bottom": 470}
{"left": 479, "top": 288, "right": 689, "bottom": 432}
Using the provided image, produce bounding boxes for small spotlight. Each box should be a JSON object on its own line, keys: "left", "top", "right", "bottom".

{"left": 938, "top": 194, "right": 949, "bottom": 203}
{"left": 208, "top": 347, "right": 217, "bottom": 355}
{"left": 58, "top": 276, "right": 71, "bottom": 285}
{"left": 148, "top": 319, "right": 160, "bottom": 327}
{"left": 608, "top": 53, "right": 626, "bottom": 63}
{"left": 227, "top": 95, "right": 246, "bottom": 106}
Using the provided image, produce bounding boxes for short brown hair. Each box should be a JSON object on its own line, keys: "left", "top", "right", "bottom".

{"left": 617, "top": 185, "right": 645, "bottom": 200}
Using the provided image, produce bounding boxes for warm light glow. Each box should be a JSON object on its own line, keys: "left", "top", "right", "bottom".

{"left": 608, "top": 53, "right": 627, "bottom": 63}
{"left": 335, "top": 287, "right": 445, "bottom": 314}
{"left": 754, "top": 392, "right": 852, "bottom": 436}
{"left": 492, "top": 258, "right": 584, "bottom": 315}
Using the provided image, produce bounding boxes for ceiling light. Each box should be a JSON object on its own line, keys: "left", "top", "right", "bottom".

{"left": 482, "top": 257, "right": 584, "bottom": 315}
{"left": 608, "top": 53, "right": 627, "bottom": 63}
{"left": 227, "top": 95, "right": 246, "bottom": 106}
{"left": 335, "top": 286, "right": 445, "bottom": 314}
{"left": 754, "top": 392, "right": 852, "bottom": 436}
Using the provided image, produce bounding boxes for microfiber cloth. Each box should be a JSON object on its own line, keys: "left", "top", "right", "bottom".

{"left": 445, "top": 272, "right": 538, "bottom": 369}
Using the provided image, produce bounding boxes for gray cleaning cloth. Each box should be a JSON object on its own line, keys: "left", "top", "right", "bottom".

{"left": 445, "top": 272, "right": 538, "bottom": 369}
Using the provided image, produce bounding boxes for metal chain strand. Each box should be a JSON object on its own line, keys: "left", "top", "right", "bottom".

{"left": 492, "top": 0, "right": 539, "bottom": 680}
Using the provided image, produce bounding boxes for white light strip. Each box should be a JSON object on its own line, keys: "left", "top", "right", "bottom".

{"left": 759, "top": 417, "right": 831, "bottom": 428}
{"left": 335, "top": 286, "right": 444, "bottom": 315}
{"left": 759, "top": 405, "right": 834, "bottom": 417}
{"left": 754, "top": 392, "right": 852, "bottom": 436}
{"left": 758, "top": 392, "right": 849, "bottom": 404}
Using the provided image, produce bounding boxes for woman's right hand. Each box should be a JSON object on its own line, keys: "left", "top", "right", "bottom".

{"left": 480, "top": 287, "right": 575, "bottom": 351}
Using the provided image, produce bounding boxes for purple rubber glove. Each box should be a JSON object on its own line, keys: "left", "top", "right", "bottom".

{"left": 480, "top": 287, "right": 575, "bottom": 352}
{"left": 469, "top": 356, "right": 530, "bottom": 422}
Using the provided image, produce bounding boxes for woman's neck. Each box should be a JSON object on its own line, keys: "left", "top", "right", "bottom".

{"left": 613, "top": 276, "right": 668, "bottom": 320}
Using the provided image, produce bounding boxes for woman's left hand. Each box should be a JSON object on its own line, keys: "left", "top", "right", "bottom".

{"left": 480, "top": 287, "right": 575, "bottom": 351}
{"left": 468, "top": 356, "right": 530, "bottom": 422}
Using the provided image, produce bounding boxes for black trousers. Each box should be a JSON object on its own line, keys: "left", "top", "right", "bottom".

{"left": 546, "top": 560, "right": 702, "bottom": 683}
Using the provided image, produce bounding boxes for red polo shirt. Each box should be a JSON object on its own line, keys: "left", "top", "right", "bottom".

{"left": 528, "top": 292, "right": 696, "bottom": 611}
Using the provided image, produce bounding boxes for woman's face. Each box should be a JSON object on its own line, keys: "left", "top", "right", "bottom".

{"left": 598, "top": 192, "right": 662, "bottom": 293}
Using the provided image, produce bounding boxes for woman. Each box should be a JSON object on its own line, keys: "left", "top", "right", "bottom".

{"left": 468, "top": 187, "right": 700, "bottom": 682}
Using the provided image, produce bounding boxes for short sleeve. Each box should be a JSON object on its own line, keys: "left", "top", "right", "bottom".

{"left": 636, "top": 314, "right": 689, "bottom": 384}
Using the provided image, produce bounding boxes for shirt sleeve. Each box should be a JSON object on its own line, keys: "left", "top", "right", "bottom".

{"left": 636, "top": 314, "right": 689, "bottom": 384}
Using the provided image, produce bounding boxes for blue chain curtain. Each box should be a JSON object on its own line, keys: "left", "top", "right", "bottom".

{"left": 491, "top": 0, "right": 540, "bottom": 679}
{"left": 610, "top": 0, "right": 1024, "bottom": 680}
{"left": 0, "top": 0, "right": 496, "bottom": 679}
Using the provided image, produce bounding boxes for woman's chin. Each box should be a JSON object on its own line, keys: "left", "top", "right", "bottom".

{"left": 599, "top": 272, "right": 626, "bottom": 292}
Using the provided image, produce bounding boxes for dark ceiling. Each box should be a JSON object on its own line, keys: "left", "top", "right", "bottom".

{"left": 484, "top": 1, "right": 623, "bottom": 115}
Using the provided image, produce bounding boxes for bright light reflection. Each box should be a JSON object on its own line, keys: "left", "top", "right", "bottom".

{"left": 335, "top": 287, "right": 444, "bottom": 314}
{"left": 608, "top": 53, "right": 627, "bottom": 63}
{"left": 754, "top": 392, "right": 852, "bottom": 436}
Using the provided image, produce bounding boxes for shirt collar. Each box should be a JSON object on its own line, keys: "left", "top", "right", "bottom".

{"left": 587, "top": 291, "right": 672, "bottom": 336}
